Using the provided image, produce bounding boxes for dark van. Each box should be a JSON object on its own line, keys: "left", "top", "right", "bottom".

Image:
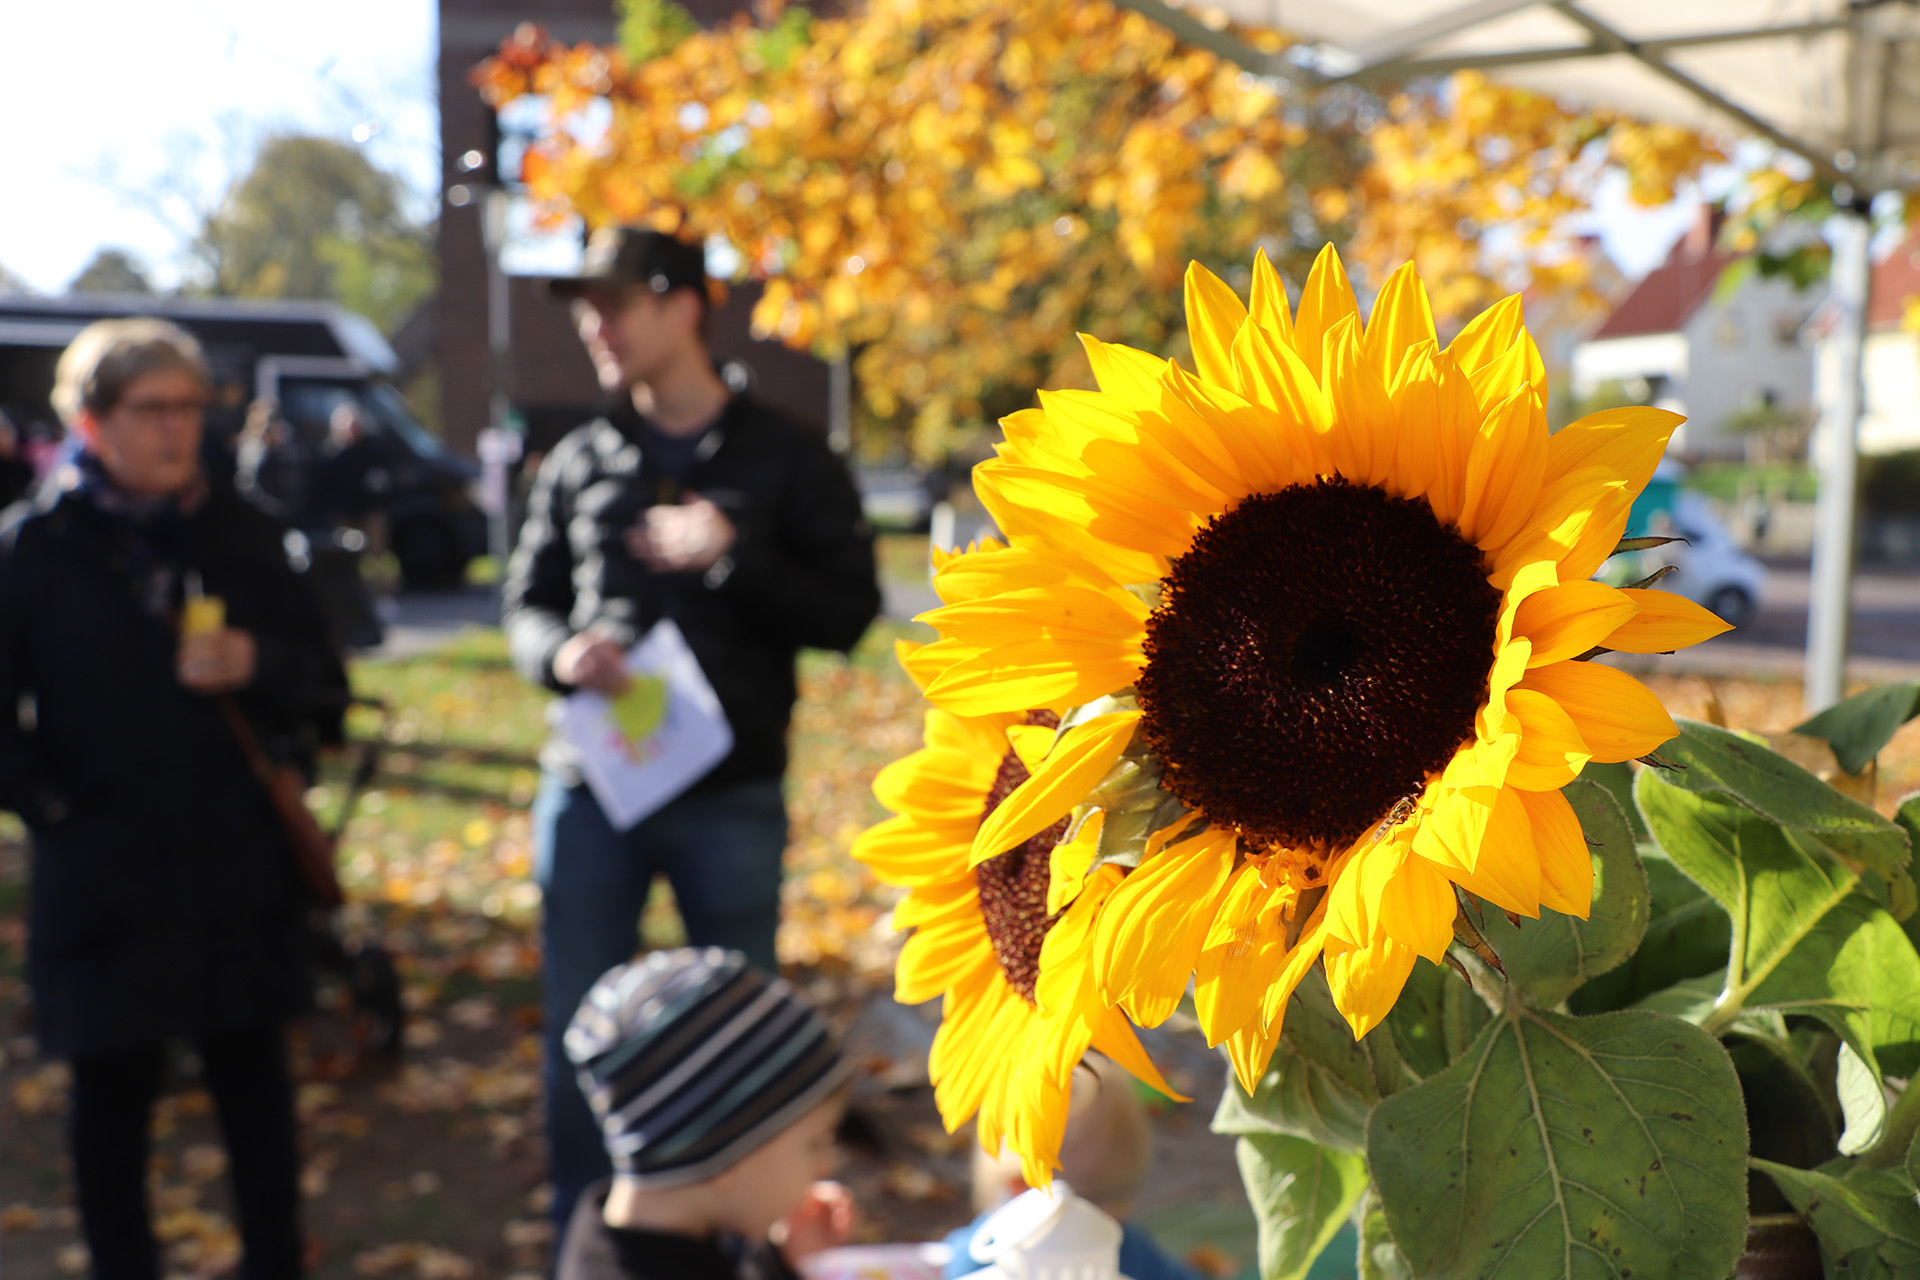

{"left": 0, "top": 294, "right": 485, "bottom": 588}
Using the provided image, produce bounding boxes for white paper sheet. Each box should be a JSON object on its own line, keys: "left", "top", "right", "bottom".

{"left": 557, "top": 619, "right": 733, "bottom": 831}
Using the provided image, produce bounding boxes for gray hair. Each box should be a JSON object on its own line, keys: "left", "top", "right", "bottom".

{"left": 51, "top": 317, "right": 210, "bottom": 426}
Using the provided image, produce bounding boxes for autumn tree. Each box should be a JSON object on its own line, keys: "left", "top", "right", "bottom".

{"left": 477, "top": 0, "right": 1721, "bottom": 461}
{"left": 69, "top": 248, "right": 156, "bottom": 296}
{"left": 195, "top": 133, "right": 436, "bottom": 334}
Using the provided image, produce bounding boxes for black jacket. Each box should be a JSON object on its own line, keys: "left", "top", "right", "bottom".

{"left": 0, "top": 479, "right": 346, "bottom": 1058}
{"left": 558, "top": 1179, "right": 803, "bottom": 1280}
{"left": 503, "top": 396, "right": 880, "bottom": 788}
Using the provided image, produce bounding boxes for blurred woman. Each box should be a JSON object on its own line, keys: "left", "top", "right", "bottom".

{"left": 0, "top": 319, "right": 345, "bottom": 1279}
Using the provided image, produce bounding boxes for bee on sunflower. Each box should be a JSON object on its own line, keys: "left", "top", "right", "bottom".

{"left": 903, "top": 246, "right": 1731, "bottom": 1100}
{"left": 852, "top": 544, "right": 1182, "bottom": 1186}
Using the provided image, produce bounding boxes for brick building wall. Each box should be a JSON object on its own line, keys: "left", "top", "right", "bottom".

{"left": 436, "top": 0, "right": 831, "bottom": 457}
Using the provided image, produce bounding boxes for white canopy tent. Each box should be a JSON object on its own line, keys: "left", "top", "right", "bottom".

{"left": 1117, "top": 0, "right": 1920, "bottom": 711}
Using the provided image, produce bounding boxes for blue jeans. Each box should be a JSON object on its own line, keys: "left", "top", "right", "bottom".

{"left": 533, "top": 773, "right": 787, "bottom": 1228}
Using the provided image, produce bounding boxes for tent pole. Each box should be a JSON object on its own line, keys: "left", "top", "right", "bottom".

{"left": 1803, "top": 199, "right": 1873, "bottom": 713}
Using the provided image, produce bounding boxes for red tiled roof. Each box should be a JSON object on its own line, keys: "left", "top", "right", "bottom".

{"left": 1869, "top": 227, "right": 1920, "bottom": 331}
{"left": 1589, "top": 247, "right": 1743, "bottom": 340}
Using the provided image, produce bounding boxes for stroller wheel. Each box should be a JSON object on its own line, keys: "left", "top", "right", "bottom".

{"left": 348, "top": 943, "right": 405, "bottom": 1058}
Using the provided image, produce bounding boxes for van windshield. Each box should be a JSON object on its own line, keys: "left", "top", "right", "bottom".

{"left": 281, "top": 379, "right": 448, "bottom": 459}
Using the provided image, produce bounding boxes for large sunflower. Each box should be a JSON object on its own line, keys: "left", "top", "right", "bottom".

{"left": 852, "top": 555, "right": 1179, "bottom": 1185}
{"left": 913, "top": 247, "right": 1731, "bottom": 1091}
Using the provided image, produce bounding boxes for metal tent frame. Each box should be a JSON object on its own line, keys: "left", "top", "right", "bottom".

{"left": 1117, "top": 0, "right": 1920, "bottom": 710}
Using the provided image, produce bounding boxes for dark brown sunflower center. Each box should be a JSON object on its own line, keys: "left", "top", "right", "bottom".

{"left": 1136, "top": 478, "right": 1500, "bottom": 851}
{"left": 974, "top": 710, "right": 1066, "bottom": 1004}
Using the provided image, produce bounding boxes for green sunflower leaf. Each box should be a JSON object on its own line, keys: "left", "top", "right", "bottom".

{"left": 1366, "top": 1006, "right": 1748, "bottom": 1280}
{"left": 1752, "top": 1157, "right": 1920, "bottom": 1272}
{"left": 1476, "top": 777, "right": 1648, "bottom": 1007}
{"left": 1358, "top": 1187, "right": 1414, "bottom": 1280}
{"left": 1647, "top": 719, "right": 1913, "bottom": 918}
{"left": 1214, "top": 969, "right": 1382, "bottom": 1151}
{"left": 1568, "top": 847, "right": 1730, "bottom": 1015}
{"left": 1235, "top": 1134, "right": 1368, "bottom": 1280}
{"left": 1382, "top": 957, "right": 1489, "bottom": 1082}
{"left": 1792, "top": 679, "right": 1920, "bottom": 776}
{"left": 1636, "top": 774, "right": 1920, "bottom": 1076}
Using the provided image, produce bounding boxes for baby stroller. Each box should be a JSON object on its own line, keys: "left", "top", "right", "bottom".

{"left": 310, "top": 695, "right": 405, "bottom": 1062}
{"left": 225, "top": 687, "right": 405, "bottom": 1066}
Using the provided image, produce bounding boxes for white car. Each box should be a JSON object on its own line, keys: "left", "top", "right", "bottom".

{"left": 1640, "top": 489, "right": 1768, "bottom": 629}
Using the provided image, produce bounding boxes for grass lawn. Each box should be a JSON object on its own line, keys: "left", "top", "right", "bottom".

{"left": 3, "top": 601, "right": 1918, "bottom": 1277}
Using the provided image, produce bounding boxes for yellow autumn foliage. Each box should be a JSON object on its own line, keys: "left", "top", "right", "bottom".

{"left": 476, "top": 0, "right": 1723, "bottom": 462}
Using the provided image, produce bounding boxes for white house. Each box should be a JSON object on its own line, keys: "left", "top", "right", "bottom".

{"left": 1571, "top": 209, "right": 1823, "bottom": 460}
{"left": 1809, "top": 226, "right": 1920, "bottom": 463}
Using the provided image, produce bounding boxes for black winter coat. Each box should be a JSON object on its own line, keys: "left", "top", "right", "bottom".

{"left": 0, "top": 480, "right": 345, "bottom": 1059}
{"left": 503, "top": 396, "right": 881, "bottom": 788}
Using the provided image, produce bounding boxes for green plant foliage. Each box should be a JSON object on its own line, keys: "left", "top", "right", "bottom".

{"left": 1357, "top": 1189, "right": 1413, "bottom": 1280}
{"left": 1644, "top": 719, "right": 1915, "bottom": 919}
{"left": 1794, "top": 680, "right": 1920, "bottom": 776}
{"left": 1365, "top": 1007, "right": 1748, "bottom": 1280}
{"left": 1568, "top": 849, "right": 1731, "bottom": 1014}
{"left": 1474, "top": 779, "right": 1647, "bottom": 1007}
{"left": 1215, "top": 969, "right": 1383, "bottom": 1151}
{"left": 1381, "top": 956, "right": 1490, "bottom": 1083}
{"left": 1636, "top": 770, "right": 1920, "bottom": 1076}
{"left": 1580, "top": 761, "right": 1648, "bottom": 839}
{"left": 617, "top": 0, "right": 699, "bottom": 63}
{"left": 1753, "top": 1158, "right": 1920, "bottom": 1272}
{"left": 1235, "top": 1135, "right": 1368, "bottom": 1280}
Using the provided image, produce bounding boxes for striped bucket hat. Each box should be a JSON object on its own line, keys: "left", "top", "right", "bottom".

{"left": 565, "top": 948, "right": 850, "bottom": 1187}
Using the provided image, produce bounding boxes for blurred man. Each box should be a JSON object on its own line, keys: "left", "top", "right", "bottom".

{"left": 502, "top": 227, "right": 880, "bottom": 1226}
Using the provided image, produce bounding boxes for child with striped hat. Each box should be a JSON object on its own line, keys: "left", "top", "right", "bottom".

{"left": 556, "top": 948, "right": 856, "bottom": 1280}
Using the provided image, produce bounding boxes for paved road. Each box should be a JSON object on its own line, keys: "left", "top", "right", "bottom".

{"left": 364, "top": 579, "right": 941, "bottom": 662}
{"left": 367, "top": 560, "right": 1920, "bottom": 681}
{"left": 1617, "top": 559, "right": 1920, "bottom": 682}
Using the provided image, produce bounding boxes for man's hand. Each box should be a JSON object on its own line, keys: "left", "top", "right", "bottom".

{"left": 625, "top": 494, "right": 735, "bottom": 573}
{"left": 552, "top": 629, "right": 630, "bottom": 695}
{"left": 177, "top": 628, "right": 258, "bottom": 694}
{"left": 772, "top": 1180, "right": 855, "bottom": 1266}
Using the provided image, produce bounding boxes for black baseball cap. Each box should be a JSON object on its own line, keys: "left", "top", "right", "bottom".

{"left": 547, "top": 226, "right": 710, "bottom": 300}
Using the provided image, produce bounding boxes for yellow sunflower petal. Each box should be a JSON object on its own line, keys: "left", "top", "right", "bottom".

{"left": 1441, "top": 783, "right": 1541, "bottom": 917}
{"left": 1006, "top": 723, "right": 1055, "bottom": 774}
{"left": 1225, "top": 1018, "right": 1283, "bottom": 1098}
{"left": 1421, "top": 346, "right": 1483, "bottom": 528}
{"left": 1444, "top": 292, "right": 1524, "bottom": 375}
{"left": 976, "top": 480, "right": 1165, "bottom": 588}
{"left": 1194, "top": 865, "right": 1285, "bottom": 1046}
{"left": 1293, "top": 243, "right": 1359, "bottom": 383}
{"left": 923, "top": 643, "right": 1145, "bottom": 719}
{"left": 854, "top": 817, "right": 978, "bottom": 887}
{"left": 1094, "top": 827, "right": 1235, "bottom": 1026}
{"left": 1604, "top": 588, "right": 1736, "bottom": 652}
{"left": 1322, "top": 312, "right": 1397, "bottom": 488}
{"left": 1364, "top": 260, "right": 1438, "bottom": 391}
{"left": 1385, "top": 340, "right": 1441, "bottom": 499}
{"left": 1517, "top": 662, "right": 1678, "bottom": 763}
{"left": 1248, "top": 246, "right": 1297, "bottom": 351}
{"left": 1520, "top": 787, "right": 1593, "bottom": 917}
{"left": 1081, "top": 334, "right": 1169, "bottom": 402}
{"left": 1513, "top": 580, "right": 1639, "bottom": 667}
{"left": 970, "top": 711, "right": 1140, "bottom": 868}
{"left": 1163, "top": 358, "right": 1307, "bottom": 492}
{"left": 1457, "top": 383, "right": 1548, "bottom": 549}
{"left": 1503, "top": 688, "right": 1593, "bottom": 792}
{"left": 1371, "top": 839, "right": 1458, "bottom": 964}
{"left": 929, "top": 976, "right": 1028, "bottom": 1128}
{"left": 1323, "top": 933, "right": 1419, "bottom": 1040}
{"left": 899, "top": 927, "right": 994, "bottom": 1006}
{"left": 1543, "top": 406, "right": 1685, "bottom": 493}
{"left": 1046, "top": 813, "right": 1103, "bottom": 915}
{"left": 1184, "top": 260, "right": 1248, "bottom": 389}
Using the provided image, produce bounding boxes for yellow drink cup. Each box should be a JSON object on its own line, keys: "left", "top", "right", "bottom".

{"left": 182, "top": 594, "right": 226, "bottom": 638}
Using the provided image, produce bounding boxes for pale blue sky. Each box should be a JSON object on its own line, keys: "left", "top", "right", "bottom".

{"left": 3, "top": 0, "right": 1704, "bottom": 296}
{"left": 3, "top": 0, "right": 438, "bottom": 293}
